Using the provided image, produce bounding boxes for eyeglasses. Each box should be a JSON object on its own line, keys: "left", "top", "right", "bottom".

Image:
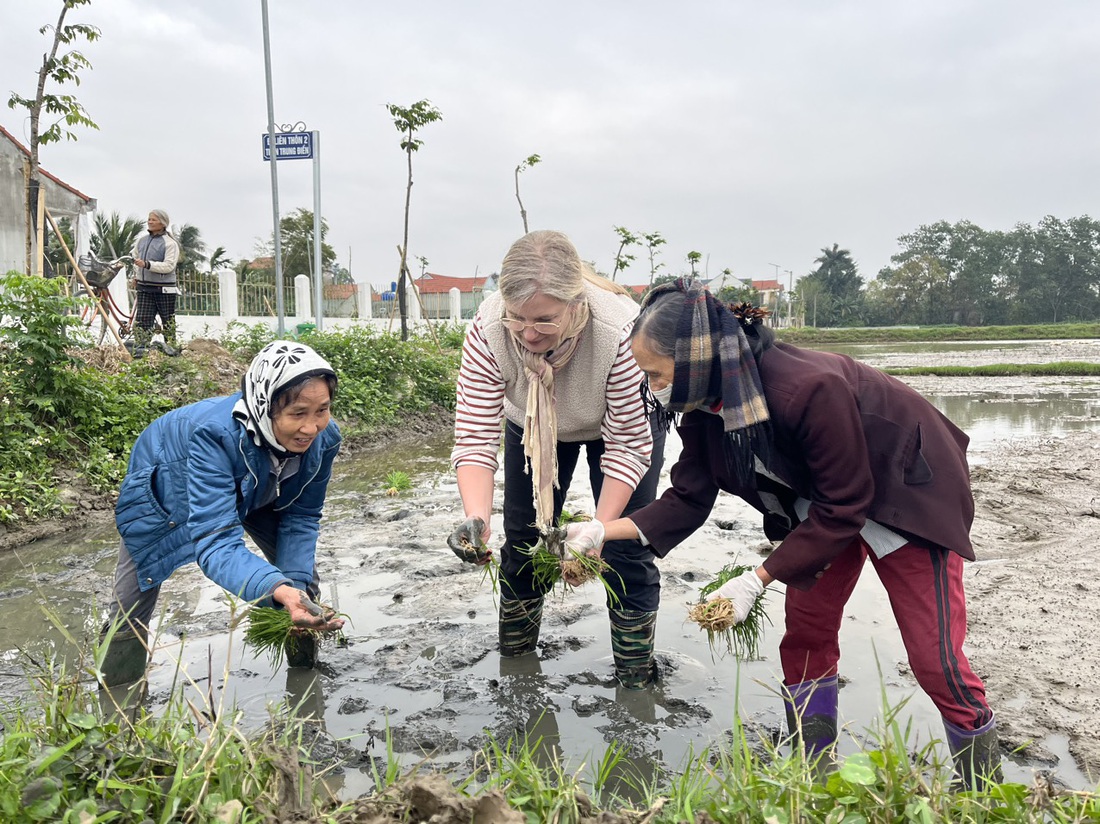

{"left": 501, "top": 316, "right": 562, "bottom": 335}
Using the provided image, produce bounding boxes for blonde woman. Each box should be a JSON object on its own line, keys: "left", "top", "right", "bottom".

{"left": 449, "top": 230, "right": 664, "bottom": 689}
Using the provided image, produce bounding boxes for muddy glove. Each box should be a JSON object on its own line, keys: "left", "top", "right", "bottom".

{"left": 564, "top": 521, "right": 606, "bottom": 556}
{"left": 705, "top": 569, "right": 765, "bottom": 624}
{"left": 447, "top": 516, "right": 490, "bottom": 564}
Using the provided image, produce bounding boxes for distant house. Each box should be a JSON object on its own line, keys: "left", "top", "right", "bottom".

{"left": 751, "top": 279, "right": 785, "bottom": 322}
{"left": 414, "top": 272, "right": 493, "bottom": 319}
{"left": 0, "top": 123, "right": 96, "bottom": 275}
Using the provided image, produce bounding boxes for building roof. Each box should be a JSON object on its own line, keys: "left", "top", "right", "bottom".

{"left": 0, "top": 123, "right": 95, "bottom": 204}
{"left": 752, "top": 279, "right": 784, "bottom": 291}
{"left": 414, "top": 272, "right": 490, "bottom": 294}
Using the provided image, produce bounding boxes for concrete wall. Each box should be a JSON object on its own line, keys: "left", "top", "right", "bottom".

{"left": 0, "top": 134, "right": 94, "bottom": 274}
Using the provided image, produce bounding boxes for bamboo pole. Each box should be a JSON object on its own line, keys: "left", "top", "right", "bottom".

{"left": 44, "top": 206, "right": 131, "bottom": 356}
{"left": 35, "top": 188, "right": 45, "bottom": 277}
{"left": 396, "top": 244, "right": 443, "bottom": 353}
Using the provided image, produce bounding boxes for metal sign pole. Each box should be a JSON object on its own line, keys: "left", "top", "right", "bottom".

{"left": 261, "top": 0, "right": 285, "bottom": 336}
{"left": 312, "top": 130, "right": 323, "bottom": 331}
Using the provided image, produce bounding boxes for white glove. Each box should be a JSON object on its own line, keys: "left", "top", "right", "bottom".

{"left": 564, "top": 521, "right": 606, "bottom": 556}
{"left": 705, "top": 569, "right": 766, "bottom": 623}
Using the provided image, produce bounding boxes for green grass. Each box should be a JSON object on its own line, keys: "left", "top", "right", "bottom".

{"left": 3, "top": 634, "right": 1100, "bottom": 822}
{"left": 885, "top": 361, "right": 1100, "bottom": 377}
{"left": 383, "top": 469, "right": 412, "bottom": 494}
{"left": 778, "top": 321, "right": 1100, "bottom": 345}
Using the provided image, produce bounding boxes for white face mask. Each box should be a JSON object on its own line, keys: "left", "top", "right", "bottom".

{"left": 650, "top": 384, "right": 673, "bottom": 407}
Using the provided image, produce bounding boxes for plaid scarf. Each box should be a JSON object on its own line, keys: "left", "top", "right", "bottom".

{"left": 642, "top": 278, "right": 771, "bottom": 486}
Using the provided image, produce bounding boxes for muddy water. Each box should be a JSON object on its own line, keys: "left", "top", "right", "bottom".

{"left": 2, "top": 342, "right": 1098, "bottom": 798}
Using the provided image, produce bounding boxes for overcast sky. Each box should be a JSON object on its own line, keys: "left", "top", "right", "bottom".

{"left": 3, "top": 1, "right": 1097, "bottom": 290}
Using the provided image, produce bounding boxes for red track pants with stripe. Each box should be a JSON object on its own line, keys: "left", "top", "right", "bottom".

{"left": 779, "top": 537, "right": 993, "bottom": 731}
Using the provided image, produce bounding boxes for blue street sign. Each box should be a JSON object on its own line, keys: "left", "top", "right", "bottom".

{"left": 262, "top": 131, "right": 314, "bottom": 161}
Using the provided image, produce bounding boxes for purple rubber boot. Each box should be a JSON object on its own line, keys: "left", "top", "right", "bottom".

{"left": 944, "top": 715, "right": 1003, "bottom": 790}
{"left": 783, "top": 675, "right": 839, "bottom": 762}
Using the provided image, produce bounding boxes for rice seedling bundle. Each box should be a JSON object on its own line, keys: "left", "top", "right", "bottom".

{"left": 688, "top": 563, "right": 769, "bottom": 660}
{"left": 244, "top": 605, "right": 345, "bottom": 667}
{"left": 518, "top": 540, "right": 622, "bottom": 607}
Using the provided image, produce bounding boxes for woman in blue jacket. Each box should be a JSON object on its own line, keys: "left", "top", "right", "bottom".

{"left": 102, "top": 340, "right": 345, "bottom": 685}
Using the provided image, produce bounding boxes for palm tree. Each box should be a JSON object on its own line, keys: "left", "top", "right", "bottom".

{"left": 174, "top": 224, "right": 207, "bottom": 277}
{"left": 207, "top": 246, "right": 232, "bottom": 273}
{"left": 91, "top": 212, "right": 144, "bottom": 259}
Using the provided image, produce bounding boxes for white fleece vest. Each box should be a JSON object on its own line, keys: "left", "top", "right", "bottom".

{"left": 480, "top": 282, "right": 639, "bottom": 442}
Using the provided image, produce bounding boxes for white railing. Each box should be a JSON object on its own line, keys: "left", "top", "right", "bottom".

{"left": 101, "top": 271, "right": 479, "bottom": 339}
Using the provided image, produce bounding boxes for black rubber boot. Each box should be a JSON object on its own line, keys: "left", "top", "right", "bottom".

{"left": 498, "top": 597, "right": 543, "bottom": 657}
{"left": 944, "top": 715, "right": 1003, "bottom": 791}
{"left": 99, "top": 627, "right": 149, "bottom": 687}
{"left": 286, "top": 630, "right": 317, "bottom": 669}
{"left": 609, "top": 609, "right": 657, "bottom": 690}
{"left": 130, "top": 326, "right": 151, "bottom": 359}
{"left": 161, "top": 320, "right": 180, "bottom": 356}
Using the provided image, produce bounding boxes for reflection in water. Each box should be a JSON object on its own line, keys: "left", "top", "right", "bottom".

{"left": 930, "top": 390, "right": 1100, "bottom": 453}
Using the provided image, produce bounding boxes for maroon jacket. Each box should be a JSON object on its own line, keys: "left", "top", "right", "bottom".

{"left": 629, "top": 343, "right": 974, "bottom": 590}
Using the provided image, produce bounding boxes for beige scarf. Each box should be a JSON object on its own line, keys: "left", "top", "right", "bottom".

{"left": 512, "top": 300, "right": 591, "bottom": 531}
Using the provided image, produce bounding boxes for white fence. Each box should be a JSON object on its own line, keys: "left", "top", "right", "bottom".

{"left": 100, "top": 271, "right": 475, "bottom": 340}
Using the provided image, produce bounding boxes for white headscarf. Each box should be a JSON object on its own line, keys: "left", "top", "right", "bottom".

{"left": 232, "top": 340, "right": 336, "bottom": 454}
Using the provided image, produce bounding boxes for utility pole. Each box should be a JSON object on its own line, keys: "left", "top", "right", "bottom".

{"left": 261, "top": 0, "right": 285, "bottom": 335}
{"left": 785, "top": 269, "right": 793, "bottom": 328}
{"left": 768, "top": 262, "right": 781, "bottom": 325}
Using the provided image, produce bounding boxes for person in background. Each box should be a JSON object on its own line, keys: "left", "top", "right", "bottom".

{"left": 130, "top": 208, "right": 181, "bottom": 357}
{"left": 566, "top": 277, "right": 1002, "bottom": 788}
{"left": 101, "top": 340, "right": 344, "bottom": 686}
{"left": 448, "top": 229, "right": 665, "bottom": 689}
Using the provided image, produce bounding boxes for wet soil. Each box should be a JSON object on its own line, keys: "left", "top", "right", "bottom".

{"left": 2, "top": 338, "right": 1099, "bottom": 821}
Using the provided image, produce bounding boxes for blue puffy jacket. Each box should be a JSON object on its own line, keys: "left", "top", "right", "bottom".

{"left": 114, "top": 393, "right": 342, "bottom": 605}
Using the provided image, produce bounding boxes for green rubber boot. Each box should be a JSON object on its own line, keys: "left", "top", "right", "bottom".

{"left": 498, "top": 597, "right": 543, "bottom": 657}
{"left": 609, "top": 609, "right": 657, "bottom": 690}
{"left": 99, "top": 627, "right": 149, "bottom": 688}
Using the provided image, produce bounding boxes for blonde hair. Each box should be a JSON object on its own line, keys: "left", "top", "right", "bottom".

{"left": 499, "top": 230, "right": 631, "bottom": 305}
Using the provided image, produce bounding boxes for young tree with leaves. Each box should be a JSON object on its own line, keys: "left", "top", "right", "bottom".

{"left": 514, "top": 153, "right": 541, "bottom": 234}
{"left": 386, "top": 99, "right": 442, "bottom": 340}
{"left": 7, "top": 0, "right": 101, "bottom": 273}
{"left": 640, "top": 230, "right": 666, "bottom": 286}
{"left": 609, "top": 226, "right": 638, "bottom": 283}
{"left": 686, "top": 250, "right": 702, "bottom": 278}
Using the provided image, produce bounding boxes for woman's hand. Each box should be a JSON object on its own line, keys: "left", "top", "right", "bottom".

{"left": 705, "top": 569, "right": 766, "bottom": 623}
{"left": 562, "top": 521, "right": 606, "bottom": 585}
{"left": 272, "top": 584, "right": 345, "bottom": 631}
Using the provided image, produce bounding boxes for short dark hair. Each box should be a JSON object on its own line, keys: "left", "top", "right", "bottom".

{"left": 270, "top": 373, "right": 337, "bottom": 416}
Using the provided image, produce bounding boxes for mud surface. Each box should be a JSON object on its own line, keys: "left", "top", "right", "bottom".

{"left": 1, "top": 337, "right": 1099, "bottom": 814}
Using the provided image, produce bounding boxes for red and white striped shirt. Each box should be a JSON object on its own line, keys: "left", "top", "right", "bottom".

{"left": 452, "top": 314, "right": 653, "bottom": 489}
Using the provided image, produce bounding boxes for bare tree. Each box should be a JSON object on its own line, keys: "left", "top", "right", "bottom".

{"left": 514, "top": 153, "right": 541, "bottom": 234}
{"left": 7, "top": 0, "right": 100, "bottom": 274}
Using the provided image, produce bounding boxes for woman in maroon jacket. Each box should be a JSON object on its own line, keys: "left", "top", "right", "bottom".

{"left": 564, "top": 277, "right": 1001, "bottom": 789}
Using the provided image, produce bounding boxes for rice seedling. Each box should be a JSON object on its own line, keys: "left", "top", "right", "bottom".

{"left": 558, "top": 508, "right": 593, "bottom": 524}
{"left": 518, "top": 538, "right": 624, "bottom": 608}
{"left": 383, "top": 469, "right": 412, "bottom": 496}
{"left": 244, "top": 604, "right": 345, "bottom": 667}
{"left": 687, "top": 563, "right": 769, "bottom": 660}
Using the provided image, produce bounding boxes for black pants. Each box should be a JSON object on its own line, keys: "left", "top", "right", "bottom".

{"left": 498, "top": 415, "right": 666, "bottom": 611}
